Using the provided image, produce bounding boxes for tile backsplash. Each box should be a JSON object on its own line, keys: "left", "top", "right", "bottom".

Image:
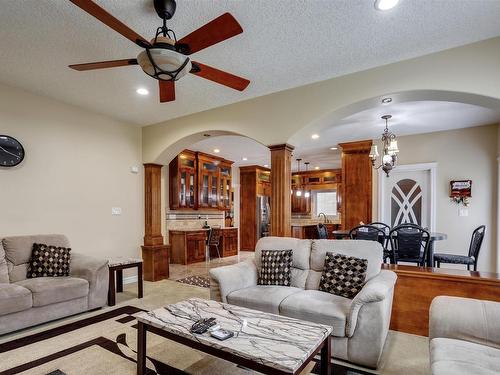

{"left": 166, "top": 211, "right": 225, "bottom": 241}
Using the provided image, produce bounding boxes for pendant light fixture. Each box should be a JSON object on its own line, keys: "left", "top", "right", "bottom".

{"left": 304, "top": 162, "right": 311, "bottom": 198}
{"left": 369, "top": 115, "right": 399, "bottom": 177}
{"left": 295, "top": 158, "right": 302, "bottom": 197}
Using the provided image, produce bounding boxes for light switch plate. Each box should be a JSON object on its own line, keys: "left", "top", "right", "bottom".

{"left": 130, "top": 166, "right": 139, "bottom": 174}
{"left": 459, "top": 208, "right": 469, "bottom": 217}
{"left": 112, "top": 207, "right": 122, "bottom": 215}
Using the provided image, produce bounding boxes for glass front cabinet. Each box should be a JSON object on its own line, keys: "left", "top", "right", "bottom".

{"left": 169, "top": 150, "right": 233, "bottom": 211}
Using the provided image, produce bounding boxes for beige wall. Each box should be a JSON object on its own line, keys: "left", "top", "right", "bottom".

{"left": 372, "top": 124, "right": 498, "bottom": 272}
{"left": 143, "top": 37, "right": 500, "bottom": 164}
{"left": 0, "top": 83, "right": 143, "bottom": 265}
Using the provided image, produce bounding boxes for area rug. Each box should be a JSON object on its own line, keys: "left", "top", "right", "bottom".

{"left": 0, "top": 306, "right": 366, "bottom": 375}
{"left": 176, "top": 276, "right": 210, "bottom": 288}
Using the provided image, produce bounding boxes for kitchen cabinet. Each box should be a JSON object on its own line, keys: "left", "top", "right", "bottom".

{"left": 169, "top": 230, "right": 206, "bottom": 265}
{"left": 169, "top": 150, "right": 233, "bottom": 211}
{"left": 291, "top": 190, "right": 311, "bottom": 214}
{"left": 210, "top": 227, "right": 238, "bottom": 258}
{"left": 169, "top": 150, "right": 197, "bottom": 210}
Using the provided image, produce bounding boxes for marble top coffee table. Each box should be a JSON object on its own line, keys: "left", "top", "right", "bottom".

{"left": 135, "top": 298, "right": 332, "bottom": 375}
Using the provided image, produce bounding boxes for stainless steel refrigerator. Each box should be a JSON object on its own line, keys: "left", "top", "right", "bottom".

{"left": 256, "top": 195, "right": 271, "bottom": 241}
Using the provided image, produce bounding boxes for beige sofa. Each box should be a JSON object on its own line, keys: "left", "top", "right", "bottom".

{"left": 209, "top": 237, "right": 397, "bottom": 368}
{"left": 0, "top": 234, "right": 109, "bottom": 335}
{"left": 429, "top": 296, "right": 500, "bottom": 375}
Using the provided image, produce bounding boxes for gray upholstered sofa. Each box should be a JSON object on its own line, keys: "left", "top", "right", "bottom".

{"left": 429, "top": 296, "right": 500, "bottom": 375}
{"left": 0, "top": 234, "right": 109, "bottom": 335}
{"left": 209, "top": 237, "right": 397, "bottom": 368}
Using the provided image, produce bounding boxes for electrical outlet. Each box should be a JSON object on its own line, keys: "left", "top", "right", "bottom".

{"left": 459, "top": 208, "right": 469, "bottom": 217}
{"left": 112, "top": 207, "right": 122, "bottom": 215}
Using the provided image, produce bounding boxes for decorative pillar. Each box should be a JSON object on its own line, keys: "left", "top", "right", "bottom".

{"left": 141, "top": 163, "right": 169, "bottom": 281}
{"left": 339, "top": 140, "right": 373, "bottom": 231}
{"left": 269, "top": 144, "right": 294, "bottom": 237}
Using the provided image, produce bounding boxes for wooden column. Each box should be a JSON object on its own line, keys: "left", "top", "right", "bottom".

{"left": 269, "top": 144, "right": 294, "bottom": 237}
{"left": 339, "top": 140, "right": 373, "bottom": 231}
{"left": 141, "top": 163, "right": 169, "bottom": 281}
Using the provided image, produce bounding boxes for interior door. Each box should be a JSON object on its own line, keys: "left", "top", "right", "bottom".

{"left": 382, "top": 168, "right": 431, "bottom": 228}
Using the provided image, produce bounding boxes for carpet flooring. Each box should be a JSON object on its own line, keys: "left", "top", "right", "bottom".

{"left": 0, "top": 280, "right": 431, "bottom": 375}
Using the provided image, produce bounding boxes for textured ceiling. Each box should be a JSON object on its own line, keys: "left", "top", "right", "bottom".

{"left": 1, "top": 1, "right": 500, "bottom": 125}
{"left": 191, "top": 101, "right": 500, "bottom": 171}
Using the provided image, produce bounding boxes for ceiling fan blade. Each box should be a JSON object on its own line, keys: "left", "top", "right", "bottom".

{"left": 190, "top": 62, "right": 250, "bottom": 91}
{"left": 159, "top": 80, "right": 175, "bottom": 103}
{"left": 69, "top": 58, "right": 138, "bottom": 71}
{"left": 69, "top": 0, "right": 150, "bottom": 47}
{"left": 176, "top": 13, "right": 242, "bottom": 55}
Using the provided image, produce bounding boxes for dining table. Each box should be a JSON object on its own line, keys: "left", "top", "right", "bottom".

{"left": 331, "top": 229, "right": 447, "bottom": 267}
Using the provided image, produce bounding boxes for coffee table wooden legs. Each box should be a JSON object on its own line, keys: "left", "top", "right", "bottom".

{"left": 108, "top": 269, "right": 116, "bottom": 306}
{"left": 138, "top": 263, "right": 144, "bottom": 298}
{"left": 116, "top": 269, "right": 123, "bottom": 293}
{"left": 108, "top": 263, "right": 144, "bottom": 307}
{"left": 137, "top": 321, "right": 147, "bottom": 375}
{"left": 320, "top": 336, "right": 331, "bottom": 375}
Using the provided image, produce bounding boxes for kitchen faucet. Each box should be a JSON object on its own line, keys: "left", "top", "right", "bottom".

{"left": 318, "top": 212, "right": 328, "bottom": 224}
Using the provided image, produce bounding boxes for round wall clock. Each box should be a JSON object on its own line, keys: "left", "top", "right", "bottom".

{"left": 0, "top": 135, "right": 25, "bottom": 167}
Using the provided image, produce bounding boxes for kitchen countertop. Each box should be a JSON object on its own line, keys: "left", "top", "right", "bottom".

{"left": 291, "top": 222, "right": 341, "bottom": 227}
{"left": 169, "top": 227, "right": 238, "bottom": 232}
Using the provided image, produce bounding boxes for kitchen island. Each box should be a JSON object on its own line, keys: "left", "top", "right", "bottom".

{"left": 291, "top": 222, "right": 341, "bottom": 239}
{"left": 169, "top": 228, "right": 238, "bottom": 265}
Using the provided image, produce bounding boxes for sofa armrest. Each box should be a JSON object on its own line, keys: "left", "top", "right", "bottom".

{"left": 346, "top": 270, "right": 397, "bottom": 337}
{"left": 209, "top": 259, "right": 258, "bottom": 303}
{"left": 71, "top": 252, "right": 109, "bottom": 309}
{"left": 429, "top": 296, "right": 500, "bottom": 349}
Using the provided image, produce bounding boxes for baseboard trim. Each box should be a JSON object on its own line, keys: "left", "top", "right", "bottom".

{"left": 123, "top": 276, "right": 138, "bottom": 285}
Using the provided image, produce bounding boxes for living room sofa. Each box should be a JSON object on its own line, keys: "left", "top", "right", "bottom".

{"left": 0, "top": 234, "right": 109, "bottom": 335}
{"left": 209, "top": 237, "right": 397, "bottom": 368}
{"left": 429, "top": 296, "right": 500, "bottom": 375}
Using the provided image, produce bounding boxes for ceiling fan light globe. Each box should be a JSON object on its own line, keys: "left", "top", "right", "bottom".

{"left": 137, "top": 48, "right": 191, "bottom": 81}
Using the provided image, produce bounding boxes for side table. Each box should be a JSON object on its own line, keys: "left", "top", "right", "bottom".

{"left": 108, "top": 258, "right": 144, "bottom": 306}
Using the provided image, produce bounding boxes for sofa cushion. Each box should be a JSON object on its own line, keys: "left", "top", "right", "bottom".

{"left": 0, "top": 283, "right": 32, "bottom": 315}
{"left": 227, "top": 285, "right": 302, "bottom": 314}
{"left": 15, "top": 277, "right": 89, "bottom": 307}
{"left": 0, "top": 242, "right": 9, "bottom": 284}
{"left": 280, "top": 290, "right": 351, "bottom": 337}
{"left": 258, "top": 249, "right": 292, "bottom": 286}
{"left": 27, "top": 243, "right": 71, "bottom": 278}
{"left": 255, "top": 237, "right": 311, "bottom": 288}
{"left": 311, "top": 240, "right": 382, "bottom": 282}
{"left": 430, "top": 338, "right": 500, "bottom": 375}
{"left": 3, "top": 234, "right": 71, "bottom": 282}
{"left": 319, "top": 252, "right": 367, "bottom": 299}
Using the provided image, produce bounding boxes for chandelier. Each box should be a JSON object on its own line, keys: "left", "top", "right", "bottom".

{"left": 369, "top": 115, "right": 399, "bottom": 177}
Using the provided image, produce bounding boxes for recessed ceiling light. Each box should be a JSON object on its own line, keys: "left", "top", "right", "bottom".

{"left": 264, "top": 164, "right": 269, "bottom": 168}
{"left": 382, "top": 97, "right": 392, "bottom": 104}
{"left": 330, "top": 147, "right": 338, "bottom": 151}
{"left": 314, "top": 166, "right": 320, "bottom": 170}
{"left": 311, "top": 134, "right": 320, "bottom": 139}
{"left": 213, "top": 148, "right": 220, "bottom": 153}
{"left": 374, "top": 0, "right": 399, "bottom": 11}
{"left": 242, "top": 157, "right": 248, "bottom": 161}
{"left": 136, "top": 88, "right": 149, "bottom": 96}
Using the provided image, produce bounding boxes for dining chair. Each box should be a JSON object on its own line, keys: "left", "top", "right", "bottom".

{"left": 349, "top": 225, "right": 387, "bottom": 262}
{"left": 370, "top": 222, "right": 392, "bottom": 263}
{"left": 433, "top": 225, "right": 485, "bottom": 271}
{"left": 206, "top": 227, "right": 222, "bottom": 262}
{"left": 389, "top": 223, "right": 430, "bottom": 266}
{"left": 317, "top": 223, "right": 328, "bottom": 239}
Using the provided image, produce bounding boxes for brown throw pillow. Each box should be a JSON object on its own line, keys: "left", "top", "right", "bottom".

{"left": 319, "top": 252, "right": 367, "bottom": 299}
{"left": 258, "top": 249, "right": 293, "bottom": 286}
{"left": 27, "top": 243, "right": 71, "bottom": 278}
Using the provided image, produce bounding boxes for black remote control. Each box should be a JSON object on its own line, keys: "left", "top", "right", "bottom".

{"left": 190, "top": 317, "right": 217, "bottom": 334}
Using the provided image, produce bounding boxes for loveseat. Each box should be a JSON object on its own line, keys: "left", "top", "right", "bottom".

{"left": 0, "top": 234, "right": 109, "bottom": 335}
{"left": 429, "top": 296, "right": 500, "bottom": 375}
{"left": 209, "top": 237, "right": 397, "bottom": 368}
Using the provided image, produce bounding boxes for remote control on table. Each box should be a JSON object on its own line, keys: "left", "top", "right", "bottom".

{"left": 190, "top": 317, "right": 217, "bottom": 334}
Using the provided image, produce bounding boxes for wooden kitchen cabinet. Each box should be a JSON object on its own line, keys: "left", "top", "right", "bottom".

{"left": 291, "top": 190, "right": 311, "bottom": 214}
{"left": 210, "top": 227, "right": 238, "bottom": 258}
{"left": 169, "top": 150, "right": 233, "bottom": 211}
{"left": 169, "top": 230, "right": 207, "bottom": 265}
{"left": 169, "top": 150, "right": 197, "bottom": 210}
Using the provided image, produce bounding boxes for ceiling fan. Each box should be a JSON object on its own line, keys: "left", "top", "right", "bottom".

{"left": 68, "top": 0, "right": 250, "bottom": 103}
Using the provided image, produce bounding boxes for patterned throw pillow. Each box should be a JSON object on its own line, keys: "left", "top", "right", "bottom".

{"left": 258, "top": 249, "right": 293, "bottom": 286}
{"left": 319, "top": 252, "right": 368, "bottom": 299}
{"left": 27, "top": 243, "right": 71, "bottom": 278}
